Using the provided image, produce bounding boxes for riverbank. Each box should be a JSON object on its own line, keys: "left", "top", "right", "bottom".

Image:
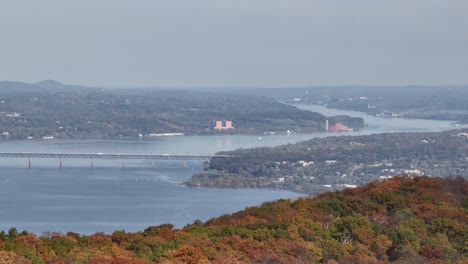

{"left": 186, "top": 127, "right": 467, "bottom": 193}
{"left": 273, "top": 85, "right": 468, "bottom": 125}
{"left": 0, "top": 82, "right": 366, "bottom": 140}
{"left": 0, "top": 105, "right": 457, "bottom": 235}
{"left": 185, "top": 105, "right": 463, "bottom": 193}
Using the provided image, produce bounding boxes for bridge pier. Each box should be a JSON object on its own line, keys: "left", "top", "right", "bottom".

{"left": 28, "top": 157, "right": 31, "bottom": 169}
{"left": 121, "top": 160, "right": 125, "bottom": 169}
{"left": 152, "top": 160, "right": 156, "bottom": 168}
{"left": 59, "top": 157, "right": 62, "bottom": 169}
{"left": 90, "top": 159, "right": 94, "bottom": 169}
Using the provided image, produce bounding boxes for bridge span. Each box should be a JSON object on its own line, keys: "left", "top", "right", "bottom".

{"left": 0, "top": 152, "right": 225, "bottom": 160}
{"left": 0, "top": 152, "right": 228, "bottom": 168}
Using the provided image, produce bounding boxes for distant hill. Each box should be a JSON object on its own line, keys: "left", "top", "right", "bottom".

{"left": 0, "top": 81, "right": 45, "bottom": 94}
{"left": 0, "top": 176, "right": 466, "bottom": 263}
{"left": 34, "top": 79, "right": 65, "bottom": 87}
{"left": 236, "top": 85, "right": 468, "bottom": 125}
{"left": 0, "top": 81, "right": 364, "bottom": 139}
{"left": 212, "top": 85, "right": 468, "bottom": 125}
{"left": 0, "top": 80, "right": 101, "bottom": 95}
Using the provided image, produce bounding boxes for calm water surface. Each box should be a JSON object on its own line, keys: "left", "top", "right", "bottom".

{"left": 0, "top": 105, "right": 455, "bottom": 234}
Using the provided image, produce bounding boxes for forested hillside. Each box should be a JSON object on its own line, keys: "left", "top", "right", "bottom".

{"left": 188, "top": 129, "right": 468, "bottom": 193}
{"left": 0, "top": 176, "right": 466, "bottom": 263}
{"left": 234, "top": 85, "right": 468, "bottom": 124}
{"left": 0, "top": 81, "right": 363, "bottom": 139}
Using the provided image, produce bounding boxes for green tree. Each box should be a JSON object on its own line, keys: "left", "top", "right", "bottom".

{"left": 8, "top": 228, "right": 18, "bottom": 240}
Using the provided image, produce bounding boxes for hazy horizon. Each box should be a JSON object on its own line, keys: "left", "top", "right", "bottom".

{"left": 1, "top": 0, "right": 467, "bottom": 88}
{"left": 3, "top": 79, "right": 468, "bottom": 90}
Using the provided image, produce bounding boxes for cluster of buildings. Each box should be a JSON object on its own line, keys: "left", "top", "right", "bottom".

{"left": 214, "top": 120, "right": 234, "bottom": 130}
{"left": 326, "top": 120, "right": 353, "bottom": 132}
{"left": 213, "top": 119, "right": 355, "bottom": 133}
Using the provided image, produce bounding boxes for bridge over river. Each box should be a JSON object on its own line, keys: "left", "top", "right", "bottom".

{"left": 0, "top": 152, "right": 229, "bottom": 168}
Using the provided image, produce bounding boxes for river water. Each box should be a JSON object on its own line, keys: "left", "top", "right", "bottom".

{"left": 0, "top": 105, "right": 455, "bottom": 234}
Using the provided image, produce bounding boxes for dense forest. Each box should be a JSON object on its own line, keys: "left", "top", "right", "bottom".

{"left": 0, "top": 81, "right": 363, "bottom": 140}
{"left": 188, "top": 129, "right": 468, "bottom": 193}
{"left": 0, "top": 176, "right": 466, "bottom": 263}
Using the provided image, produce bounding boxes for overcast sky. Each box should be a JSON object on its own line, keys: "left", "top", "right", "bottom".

{"left": 0, "top": 0, "right": 467, "bottom": 87}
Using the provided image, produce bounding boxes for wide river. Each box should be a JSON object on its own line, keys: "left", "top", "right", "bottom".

{"left": 0, "top": 105, "right": 455, "bottom": 234}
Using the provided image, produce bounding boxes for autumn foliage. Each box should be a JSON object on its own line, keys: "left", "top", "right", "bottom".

{"left": 0, "top": 176, "right": 466, "bottom": 263}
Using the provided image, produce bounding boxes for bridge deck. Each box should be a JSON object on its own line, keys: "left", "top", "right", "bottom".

{"left": 0, "top": 152, "right": 226, "bottom": 160}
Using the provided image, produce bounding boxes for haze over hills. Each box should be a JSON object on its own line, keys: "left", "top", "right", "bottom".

{"left": 34, "top": 79, "right": 80, "bottom": 90}
{"left": 0, "top": 81, "right": 45, "bottom": 95}
{"left": 0, "top": 80, "right": 104, "bottom": 94}
{"left": 221, "top": 86, "right": 468, "bottom": 124}
{"left": 0, "top": 80, "right": 363, "bottom": 140}
{"left": 1, "top": 1, "right": 467, "bottom": 263}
